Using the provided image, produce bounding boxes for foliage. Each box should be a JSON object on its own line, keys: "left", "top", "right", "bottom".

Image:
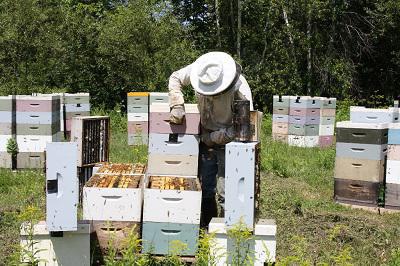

{"left": 1, "top": 0, "right": 399, "bottom": 109}
{"left": 6, "top": 138, "right": 18, "bottom": 155}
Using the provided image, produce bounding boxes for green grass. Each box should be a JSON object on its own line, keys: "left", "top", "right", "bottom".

{"left": 1, "top": 107, "right": 400, "bottom": 265}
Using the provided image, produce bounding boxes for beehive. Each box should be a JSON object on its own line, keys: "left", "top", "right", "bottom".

{"left": 83, "top": 173, "right": 144, "bottom": 222}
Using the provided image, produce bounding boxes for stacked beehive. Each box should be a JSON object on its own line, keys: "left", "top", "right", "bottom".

{"left": 142, "top": 102, "right": 201, "bottom": 256}
{"left": 334, "top": 121, "right": 388, "bottom": 206}
{"left": 0, "top": 96, "right": 13, "bottom": 168}
{"left": 20, "top": 142, "right": 91, "bottom": 266}
{"left": 210, "top": 114, "right": 276, "bottom": 265}
{"left": 288, "top": 96, "right": 321, "bottom": 147}
{"left": 83, "top": 163, "right": 146, "bottom": 261}
{"left": 272, "top": 95, "right": 337, "bottom": 147}
{"left": 272, "top": 95, "right": 290, "bottom": 143}
{"left": 127, "top": 92, "right": 150, "bottom": 145}
{"left": 385, "top": 123, "right": 400, "bottom": 209}
{"left": 319, "top": 97, "right": 336, "bottom": 147}
{"left": 15, "top": 95, "right": 61, "bottom": 168}
{"left": 63, "top": 93, "right": 90, "bottom": 136}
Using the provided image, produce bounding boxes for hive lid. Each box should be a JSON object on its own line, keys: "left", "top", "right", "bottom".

{"left": 336, "top": 121, "right": 389, "bottom": 129}
{"left": 128, "top": 92, "right": 149, "bottom": 97}
{"left": 350, "top": 106, "right": 397, "bottom": 113}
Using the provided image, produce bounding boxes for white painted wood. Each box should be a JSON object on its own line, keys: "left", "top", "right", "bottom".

{"left": 83, "top": 183, "right": 143, "bottom": 222}
{"left": 386, "top": 160, "right": 400, "bottom": 184}
{"left": 288, "top": 135, "right": 306, "bottom": 147}
{"left": 17, "top": 134, "right": 60, "bottom": 152}
{"left": 0, "top": 135, "right": 12, "bottom": 152}
{"left": 147, "top": 154, "right": 198, "bottom": 176}
{"left": 148, "top": 133, "right": 199, "bottom": 155}
{"left": 350, "top": 106, "right": 399, "bottom": 123}
{"left": 304, "top": 136, "right": 319, "bottom": 147}
{"left": 319, "top": 124, "right": 335, "bottom": 136}
{"left": 128, "top": 113, "right": 149, "bottom": 121}
{"left": 336, "top": 121, "right": 389, "bottom": 129}
{"left": 225, "top": 142, "right": 258, "bottom": 229}
{"left": 208, "top": 218, "right": 277, "bottom": 266}
{"left": 20, "top": 221, "right": 91, "bottom": 266}
{"left": 143, "top": 178, "right": 201, "bottom": 224}
{"left": 46, "top": 143, "right": 78, "bottom": 231}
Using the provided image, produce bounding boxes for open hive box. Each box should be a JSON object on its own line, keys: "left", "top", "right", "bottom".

{"left": 83, "top": 164, "right": 145, "bottom": 222}
{"left": 143, "top": 175, "right": 202, "bottom": 224}
{"left": 95, "top": 163, "right": 146, "bottom": 175}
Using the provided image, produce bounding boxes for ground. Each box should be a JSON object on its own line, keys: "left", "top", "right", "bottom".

{"left": 1, "top": 110, "right": 400, "bottom": 265}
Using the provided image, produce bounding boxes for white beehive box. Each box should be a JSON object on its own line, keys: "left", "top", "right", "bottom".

{"left": 46, "top": 142, "right": 78, "bottom": 232}
{"left": 209, "top": 218, "right": 277, "bottom": 266}
{"left": 83, "top": 174, "right": 144, "bottom": 222}
{"left": 225, "top": 142, "right": 259, "bottom": 229}
{"left": 20, "top": 221, "right": 91, "bottom": 266}
{"left": 143, "top": 175, "right": 201, "bottom": 224}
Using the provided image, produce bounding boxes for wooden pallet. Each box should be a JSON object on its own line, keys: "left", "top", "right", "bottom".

{"left": 337, "top": 202, "right": 400, "bottom": 214}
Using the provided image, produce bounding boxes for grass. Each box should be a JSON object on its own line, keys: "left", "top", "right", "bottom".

{"left": 1, "top": 105, "right": 400, "bottom": 265}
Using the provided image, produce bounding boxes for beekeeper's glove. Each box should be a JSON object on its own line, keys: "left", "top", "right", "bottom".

{"left": 210, "top": 126, "right": 235, "bottom": 145}
{"left": 170, "top": 104, "right": 185, "bottom": 124}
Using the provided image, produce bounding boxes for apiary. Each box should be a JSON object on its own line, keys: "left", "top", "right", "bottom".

{"left": 272, "top": 95, "right": 336, "bottom": 147}
{"left": 83, "top": 173, "right": 144, "bottom": 222}
{"left": 143, "top": 175, "right": 201, "bottom": 224}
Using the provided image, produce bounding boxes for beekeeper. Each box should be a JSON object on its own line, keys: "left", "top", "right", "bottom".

{"left": 168, "top": 51, "right": 253, "bottom": 226}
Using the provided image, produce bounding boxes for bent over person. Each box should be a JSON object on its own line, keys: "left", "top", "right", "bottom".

{"left": 168, "top": 52, "right": 253, "bottom": 227}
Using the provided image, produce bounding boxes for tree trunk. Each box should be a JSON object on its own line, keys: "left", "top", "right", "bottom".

{"left": 237, "top": 0, "right": 242, "bottom": 59}
{"left": 215, "top": 0, "right": 222, "bottom": 48}
{"left": 282, "top": 7, "right": 293, "bottom": 45}
{"left": 307, "top": 4, "right": 312, "bottom": 95}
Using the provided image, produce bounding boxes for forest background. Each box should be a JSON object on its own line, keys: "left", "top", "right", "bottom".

{"left": 0, "top": 0, "right": 399, "bottom": 109}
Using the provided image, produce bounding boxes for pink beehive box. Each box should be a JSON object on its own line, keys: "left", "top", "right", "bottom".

{"left": 149, "top": 103, "right": 200, "bottom": 134}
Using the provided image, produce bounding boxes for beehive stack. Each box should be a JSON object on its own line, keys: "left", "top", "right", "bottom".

{"left": 142, "top": 175, "right": 201, "bottom": 255}
{"left": 147, "top": 103, "right": 200, "bottom": 176}
{"left": 272, "top": 95, "right": 290, "bottom": 143}
{"left": 127, "top": 92, "right": 149, "bottom": 145}
{"left": 15, "top": 95, "right": 61, "bottom": 168}
{"left": 334, "top": 122, "right": 388, "bottom": 206}
{"left": 210, "top": 133, "right": 276, "bottom": 264}
{"left": 142, "top": 102, "right": 201, "bottom": 256}
{"left": 385, "top": 123, "right": 400, "bottom": 209}
{"left": 272, "top": 95, "right": 337, "bottom": 147}
{"left": 288, "top": 96, "right": 321, "bottom": 147}
{"left": 0, "top": 96, "right": 13, "bottom": 168}
{"left": 319, "top": 97, "right": 336, "bottom": 147}
{"left": 63, "top": 93, "right": 90, "bottom": 136}
{"left": 83, "top": 163, "right": 145, "bottom": 260}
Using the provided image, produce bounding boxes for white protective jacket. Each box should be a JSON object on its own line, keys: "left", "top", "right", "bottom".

{"left": 168, "top": 64, "right": 254, "bottom": 144}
